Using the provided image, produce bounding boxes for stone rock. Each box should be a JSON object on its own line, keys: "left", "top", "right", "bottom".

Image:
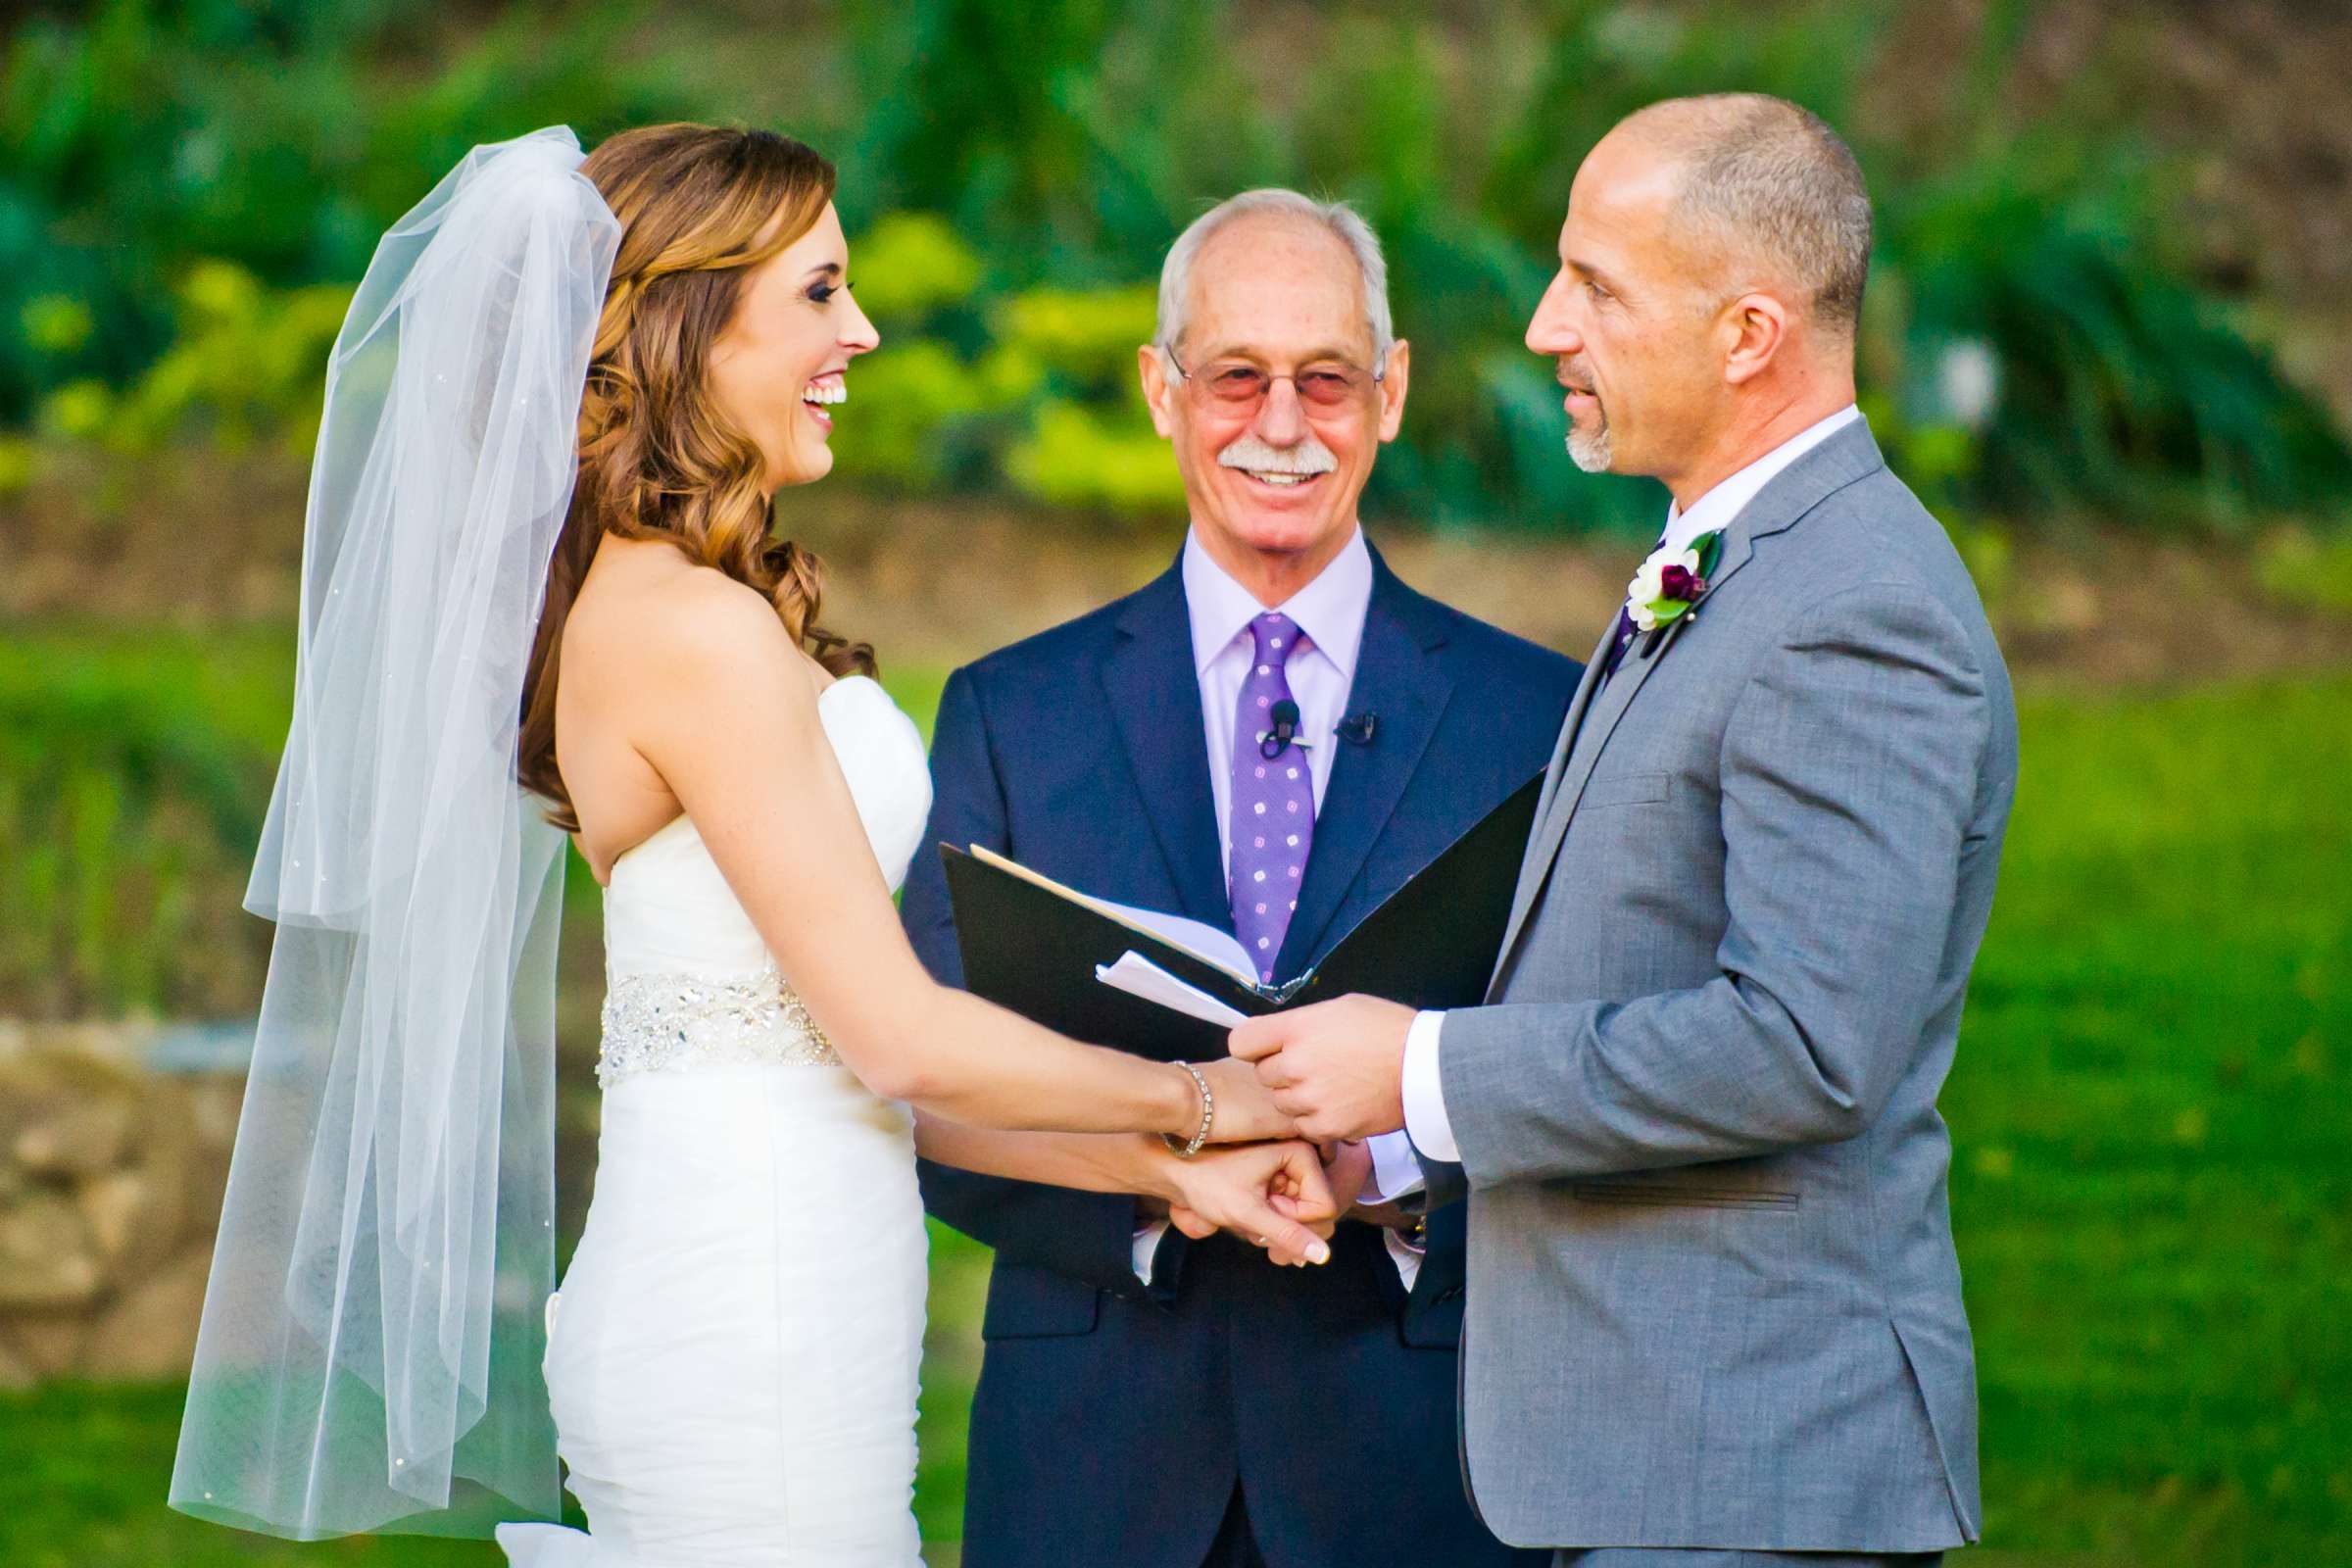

{"left": 2, "top": 1313, "right": 88, "bottom": 1377}
{"left": 79, "top": 1166, "right": 186, "bottom": 1274}
{"left": 0, "top": 1192, "right": 103, "bottom": 1308}
{"left": 181, "top": 1078, "right": 244, "bottom": 1224}
{"left": 85, "top": 1243, "right": 213, "bottom": 1381}
{"left": 0, "top": 1028, "right": 251, "bottom": 1385}
{"left": 0, "top": 1037, "right": 142, "bottom": 1147}
{"left": 188, "top": 1078, "right": 245, "bottom": 1150}
{"left": 15, "top": 1097, "right": 137, "bottom": 1176}
{"left": 122, "top": 1090, "right": 199, "bottom": 1252}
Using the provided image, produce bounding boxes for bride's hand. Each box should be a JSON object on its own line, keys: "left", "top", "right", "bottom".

{"left": 1195, "top": 1055, "right": 1297, "bottom": 1144}
{"left": 1161, "top": 1140, "right": 1337, "bottom": 1267}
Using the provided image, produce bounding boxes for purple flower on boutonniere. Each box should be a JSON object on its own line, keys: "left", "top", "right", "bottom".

{"left": 1625, "top": 529, "right": 1725, "bottom": 634}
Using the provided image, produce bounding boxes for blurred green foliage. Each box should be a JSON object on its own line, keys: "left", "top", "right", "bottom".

{"left": 33, "top": 262, "right": 353, "bottom": 456}
{"left": 4, "top": 0, "right": 2347, "bottom": 532}
{"left": 0, "top": 625, "right": 285, "bottom": 1017}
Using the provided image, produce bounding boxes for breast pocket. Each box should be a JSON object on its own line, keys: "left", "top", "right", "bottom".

{"left": 1580, "top": 771, "right": 1671, "bottom": 809}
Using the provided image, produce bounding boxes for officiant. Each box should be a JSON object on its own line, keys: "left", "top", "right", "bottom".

{"left": 901, "top": 190, "right": 1578, "bottom": 1568}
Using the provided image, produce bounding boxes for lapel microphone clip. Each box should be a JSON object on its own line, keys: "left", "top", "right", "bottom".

{"left": 1259, "top": 704, "right": 1377, "bottom": 757}
{"left": 1259, "top": 698, "right": 1308, "bottom": 760}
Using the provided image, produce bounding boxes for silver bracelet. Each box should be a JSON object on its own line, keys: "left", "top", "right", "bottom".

{"left": 1162, "top": 1061, "right": 1214, "bottom": 1158}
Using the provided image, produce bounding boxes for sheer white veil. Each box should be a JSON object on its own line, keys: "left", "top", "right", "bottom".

{"left": 170, "top": 126, "right": 620, "bottom": 1540}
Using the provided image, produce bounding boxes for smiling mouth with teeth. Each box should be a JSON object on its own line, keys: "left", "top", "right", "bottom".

{"left": 801, "top": 375, "right": 846, "bottom": 431}
{"left": 1248, "top": 470, "right": 1319, "bottom": 487}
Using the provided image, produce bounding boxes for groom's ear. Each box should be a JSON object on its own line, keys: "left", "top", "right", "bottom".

{"left": 1720, "top": 293, "right": 1789, "bottom": 387}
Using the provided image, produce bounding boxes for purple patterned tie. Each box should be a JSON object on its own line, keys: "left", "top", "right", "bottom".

{"left": 1227, "top": 612, "right": 1315, "bottom": 983}
{"left": 1597, "top": 603, "right": 1640, "bottom": 683}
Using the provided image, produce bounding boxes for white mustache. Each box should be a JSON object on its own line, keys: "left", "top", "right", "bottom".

{"left": 1217, "top": 434, "right": 1340, "bottom": 477}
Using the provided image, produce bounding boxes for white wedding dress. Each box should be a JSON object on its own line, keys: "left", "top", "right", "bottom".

{"left": 498, "top": 675, "right": 936, "bottom": 1568}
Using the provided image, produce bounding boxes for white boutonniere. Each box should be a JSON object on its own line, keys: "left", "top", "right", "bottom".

{"left": 1624, "top": 529, "right": 1726, "bottom": 637}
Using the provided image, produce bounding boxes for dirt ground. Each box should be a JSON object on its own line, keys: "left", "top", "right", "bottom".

{"left": 5, "top": 449, "right": 2349, "bottom": 691}
{"left": 794, "top": 499, "right": 2352, "bottom": 693}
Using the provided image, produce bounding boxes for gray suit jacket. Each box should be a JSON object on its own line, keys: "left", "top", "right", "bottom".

{"left": 1428, "top": 419, "right": 2013, "bottom": 1552}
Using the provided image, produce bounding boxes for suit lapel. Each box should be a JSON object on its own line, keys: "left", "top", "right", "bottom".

{"left": 1494, "top": 613, "right": 1624, "bottom": 965}
{"left": 1101, "top": 565, "right": 1228, "bottom": 926}
{"left": 1525, "top": 604, "right": 1690, "bottom": 865}
{"left": 1492, "top": 419, "right": 1891, "bottom": 979}
{"left": 1276, "top": 553, "right": 1452, "bottom": 976}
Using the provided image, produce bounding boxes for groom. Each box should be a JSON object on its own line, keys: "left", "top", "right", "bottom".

{"left": 901, "top": 190, "right": 1575, "bottom": 1568}
{"left": 1235, "top": 96, "right": 2017, "bottom": 1565}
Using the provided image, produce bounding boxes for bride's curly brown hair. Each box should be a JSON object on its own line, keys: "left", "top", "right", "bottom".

{"left": 519, "top": 122, "right": 875, "bottom": 831}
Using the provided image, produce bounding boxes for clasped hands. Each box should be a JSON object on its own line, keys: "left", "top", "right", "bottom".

{"left": 1156, "top": 998, "right": 1419, "bottom": 1268}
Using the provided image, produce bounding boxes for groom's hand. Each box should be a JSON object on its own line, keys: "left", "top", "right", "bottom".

{"left": 1229, "top": 995, "right": 1415, "bottom": 1144}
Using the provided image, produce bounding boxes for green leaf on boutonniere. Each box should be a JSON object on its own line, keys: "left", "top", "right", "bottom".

{"left": 1694, "top": 529, "right": 1724, "bottom": 578}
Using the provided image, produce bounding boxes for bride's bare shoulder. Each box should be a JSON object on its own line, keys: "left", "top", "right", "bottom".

{"left": 570, "top": 538, "right": 810, "bottom": 705}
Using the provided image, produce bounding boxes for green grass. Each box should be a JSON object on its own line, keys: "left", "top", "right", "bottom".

{"left": 1943, "top": 677, "right": 2352, "bottom": 1567}
{"left": 0, "top": 632, "right": 2345, "bottom": 1565}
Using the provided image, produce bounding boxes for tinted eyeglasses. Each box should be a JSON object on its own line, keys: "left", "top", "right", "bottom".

{"left": 1165, "top": 350, "right": 1385, "bottom": 411}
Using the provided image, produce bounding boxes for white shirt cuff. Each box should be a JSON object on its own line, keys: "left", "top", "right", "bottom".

{"left": 1401, "top": 1008, "right": 1460, "bottom": 1163}
{"left": 1361, "top": 1130, "right": 1425, "bottom": 1203}
{"left": 1132, "top": 1219, "right": 1169, "bottom": 1286}
{"left": 1384, "top": 1228, "right": 1423, "bottom": 1293}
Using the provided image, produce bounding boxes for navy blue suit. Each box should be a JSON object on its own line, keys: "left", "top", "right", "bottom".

{"left": 902, "top": 542, "right": 1579, "bottom": 1568}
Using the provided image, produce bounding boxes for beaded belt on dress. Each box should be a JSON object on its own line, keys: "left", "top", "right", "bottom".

{"left": 597, "top": 958, "right": 841, "bottom": 1087}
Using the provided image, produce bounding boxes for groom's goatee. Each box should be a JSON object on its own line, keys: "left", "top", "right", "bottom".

{"left": 1568, "top": 418, "right": 1612, "bottom": 472}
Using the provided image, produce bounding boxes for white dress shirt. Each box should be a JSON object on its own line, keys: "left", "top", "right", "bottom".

{"left": 1133, "top": 526, "right": 1424, "bottom": 1287}
{"left": 1398, "top": 405, "right": 1863, "bottom": 1167}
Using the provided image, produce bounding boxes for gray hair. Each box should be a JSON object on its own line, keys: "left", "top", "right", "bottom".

{"left": 1619, "top": 93, "right": 1874, "bottom": 333}
{"left": 1153, "top": 188, "right": 1395, "bottom": 367}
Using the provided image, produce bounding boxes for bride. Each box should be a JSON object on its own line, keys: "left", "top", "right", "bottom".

{"left": 170, "top": 125, "right": 1335, "bottom": 1567}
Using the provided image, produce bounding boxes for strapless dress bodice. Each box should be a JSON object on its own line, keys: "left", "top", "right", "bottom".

{"left": 594, "top": 674, "right": 932, "bottom": 1088}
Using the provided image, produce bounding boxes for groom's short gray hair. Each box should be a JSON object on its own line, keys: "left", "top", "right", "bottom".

{"left": 1620, "top": 93, "right": 1874, "bottom": 335}
{"left": 1153, "top": 189, "right": 1395, "bottom": 366}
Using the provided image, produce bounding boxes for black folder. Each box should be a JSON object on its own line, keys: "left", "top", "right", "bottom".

{"left": 939, "top": 770, "right": 1544, "bottom": 1061}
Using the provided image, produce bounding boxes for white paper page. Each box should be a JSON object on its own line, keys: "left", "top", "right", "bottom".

{"left": 1085, "top": 898, "right": 1256, "bottom": 985}
{"left": 1095, "top": 951, "right": 1250, "bottom": 1029}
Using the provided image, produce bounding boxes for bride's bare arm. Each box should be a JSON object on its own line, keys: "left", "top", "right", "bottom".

{"left": 913, "top": 1119, "right": 1338, "bottom": 1265}
{"left": 629, "top": 581, "right": 1286, "bottom": 1143}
